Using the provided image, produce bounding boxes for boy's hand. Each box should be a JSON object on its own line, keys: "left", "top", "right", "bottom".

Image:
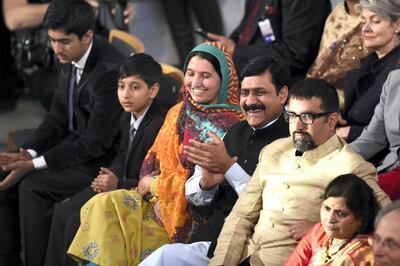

{"left": 91, "top": 167, "right": 118, "bottom": 193}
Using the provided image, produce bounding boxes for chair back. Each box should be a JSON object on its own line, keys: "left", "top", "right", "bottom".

{"left": 108, "top": 29, "right": 145, "bottom": 56}
{"left": 160, "top": 63, "right": 184, "bottom": 84}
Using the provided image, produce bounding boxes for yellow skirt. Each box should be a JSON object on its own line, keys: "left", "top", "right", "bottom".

{"left": 67, "top": 189, "right": 171, "bottom": 266}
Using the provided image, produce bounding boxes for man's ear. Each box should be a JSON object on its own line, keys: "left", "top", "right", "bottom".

{"left": 279, "top": 85, "right": 289, "bottom": 105}
{"left": 328, "top": 112, "right": 339, "bottom": 131}
{"left": 394, "top": 17, "right": 400, "bottom": 33}
{"left": 82, "top": 30, "right": 94, "bottom": 45}
{"left": 149, "top": 83, "right": 160, "bottom": 99}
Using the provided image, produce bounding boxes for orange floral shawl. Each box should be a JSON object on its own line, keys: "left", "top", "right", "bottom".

{"left": 140, "top": 42, "right": 244, "bottom": 242}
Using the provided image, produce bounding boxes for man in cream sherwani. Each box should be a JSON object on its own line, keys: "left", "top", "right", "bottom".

{"left": 210, "top": 78, "right": 390, "bottom": 266}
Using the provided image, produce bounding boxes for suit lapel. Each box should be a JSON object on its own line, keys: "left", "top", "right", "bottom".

{"left": 126, "top": 102, "right": 157, "bottom": 158}
{"left": 75, "top": 37, "right": 100, "bottom": 101}
{"left": 125, "top": 102, "right": 160, "bottom": 171}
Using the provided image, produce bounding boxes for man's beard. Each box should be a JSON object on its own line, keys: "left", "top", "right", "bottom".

{"left": 292, "top": 131, "right": 317, "bottom": 152}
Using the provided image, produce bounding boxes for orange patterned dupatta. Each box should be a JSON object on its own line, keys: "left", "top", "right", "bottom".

{"left": 140, "top": 42, "right": 244, "bottom": 243}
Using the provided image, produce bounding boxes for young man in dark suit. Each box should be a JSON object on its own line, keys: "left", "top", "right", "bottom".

{"left": 43, "top": 53, "right": 167, "bottom": 266}
{"left": 0, "top": 0, "right": 125, "bottom": 265}
{"left": 139, "top": 56, "right": 290, "bottom": 265}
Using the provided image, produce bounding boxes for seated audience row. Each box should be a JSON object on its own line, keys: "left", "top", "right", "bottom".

{"left": 67, "top": 41, "right": 244, "bottom": 265}
{"left": 1, "top": 0, "right": 400, "bottom": 265}
{"left": 135, "top": 55, "right": 291, "bottom": 265}
{"left": 337, "top": 0, "right": 400, "bottom": 143}
{"left": 44, "top": 53, "right": 167, "bottom": 266}
{"left": 0, "top": 1, "right": 124, "bottom": 265}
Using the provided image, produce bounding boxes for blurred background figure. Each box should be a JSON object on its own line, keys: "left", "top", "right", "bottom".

{"left": 307, "top": 0, "right": 369, "bottom": 108}
{"left": 0, "top": 0, "right": 50, "bottom": 112}
{"left": 162, "top": 0, "right": 224, "bottom": 67}
{"left": 337, "top": 0, "right": 400, "bottom": 144}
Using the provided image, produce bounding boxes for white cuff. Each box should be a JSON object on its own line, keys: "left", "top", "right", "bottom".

{"left": 27, "top": 149, "right": 38, "bottom": 158}
{"left": 32, "top": 156, "right": 47, "bottom": 170}
{"left": 225, "top": 162, "right": 251, "bottom": 195}
{"left": 185, "top": 165, "right": 218, "bottom": 206}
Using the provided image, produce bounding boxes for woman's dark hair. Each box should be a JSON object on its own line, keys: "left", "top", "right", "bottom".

{"left": 184, "top": 51, "right": 222, "bottom": 80}
{"left": 323, "top": 174, "right": 379, "bottom": 234}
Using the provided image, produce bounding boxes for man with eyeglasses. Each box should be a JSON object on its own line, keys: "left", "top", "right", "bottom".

{"left": 373, "top": 199, "right": 400, "bottom": 266}
{"left": 209, "top": 78, "right": 390, "bottom": 266}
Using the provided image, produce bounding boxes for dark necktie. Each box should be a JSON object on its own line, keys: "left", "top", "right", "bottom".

{"left": 124, "top": 125, "right": 136, "bottom": 178}
{"left": 68, "top": 65, "right": 77, "bottom": 131}
{"left": 238, "top": 0, "right": 261, "bottom": 45}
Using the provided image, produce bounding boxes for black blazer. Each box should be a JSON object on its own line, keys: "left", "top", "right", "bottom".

{"left": 230, "top": 0, "right": 331, "bottom": 77}
{"left": 23, "top": 36, "right": 125, "bottom": 172}
{"left": 109, "top": 101, "right": 166, "bottom": 189}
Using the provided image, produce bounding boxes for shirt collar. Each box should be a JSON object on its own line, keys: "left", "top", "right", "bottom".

{"left": 72, "top": 40, "right": 93, "bottom": 70}
{"left": 130, "top": 104, "right": 151, "bottom": 131}
{"left": 251, "top": 116, "right": 279, "bottom": 131}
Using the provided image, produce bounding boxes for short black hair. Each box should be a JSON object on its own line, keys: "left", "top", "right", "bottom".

{"left": 43, "top": 0, "right": 95, "bottom": 39}
{"left": 289, "top": 78, "right": 339, "bottom": 113}
{"left": 240, "top": 55, "right": 290, "bottom": 94}
{"left": 323, "top": 174, "right": 379, "bottom": 234}
{"left": 185, "top": 51, "right": 222, "bottom": 80}
{"left": 119, "top": 53, "right": 162, "bottom": 87}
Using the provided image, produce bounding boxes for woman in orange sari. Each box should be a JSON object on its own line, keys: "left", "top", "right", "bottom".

{"left": 67, "top": 42, "right": 243, "bottom": 265}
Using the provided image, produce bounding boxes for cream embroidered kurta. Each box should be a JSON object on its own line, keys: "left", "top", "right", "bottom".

{"left": 210, "top": 135, "right": 390, "bottom": 266}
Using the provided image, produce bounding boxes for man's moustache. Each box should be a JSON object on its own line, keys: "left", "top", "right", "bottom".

{"left": 244, "top": 104, "right": 265, "bottom": 112}
{"left": 293, "top": 131, "right": 312, "bottom": 137}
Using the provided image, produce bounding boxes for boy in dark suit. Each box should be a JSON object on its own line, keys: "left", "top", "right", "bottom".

{"left": 44, "top": 53, "right": 167, "bottom": 266}
{"left": 0, "top": 0, "right": 125, "bottom": 265}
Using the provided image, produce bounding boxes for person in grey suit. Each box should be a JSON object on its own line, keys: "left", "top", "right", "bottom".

{"left": 0, "top": 0, "right": 124, "bottom": 265}
{"left": 351, "top": 69, "right": 400, "bottom": 200}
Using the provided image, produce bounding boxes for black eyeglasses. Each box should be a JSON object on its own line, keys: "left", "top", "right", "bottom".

{"left": 284, "top": 111, "right": 333, "bottom": 125}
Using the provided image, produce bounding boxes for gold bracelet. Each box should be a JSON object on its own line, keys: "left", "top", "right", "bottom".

{"left": 149, "top": 195, "right": 159, "bottom": 207}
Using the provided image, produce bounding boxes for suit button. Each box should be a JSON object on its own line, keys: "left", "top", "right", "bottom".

{"left": 284, "top": 183, "right": 290, "bottom": 189}
{"left": 249, "top": 139, "right": 254, "bottom": 144}
{"left": 255, "top": 245, "right": 261, "bottom": 251}
{"left": 243, "top": 159, "right": 248, "bottom": 164}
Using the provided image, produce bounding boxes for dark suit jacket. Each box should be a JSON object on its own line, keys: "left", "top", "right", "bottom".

{"left": 22, "top": 36, "right": 124, "bottom": 172}
{"left": 109, "top": 101, "right": 166, "bottom": 189}
{"left": 231, "top": 0, "right": 331, "bottom": 77}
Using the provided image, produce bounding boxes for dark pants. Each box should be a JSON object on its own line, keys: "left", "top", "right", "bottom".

{"left": 0, "top": 183, "right": 20, "bottom": 266}
{"left": 162, "top": 0, "right": 223, "bottom": 66}
{"left": 44, "top": 187, "right": 97, "bottom": 266}
{"left": 0, "top": 166, "right": 97, "bottom": 266}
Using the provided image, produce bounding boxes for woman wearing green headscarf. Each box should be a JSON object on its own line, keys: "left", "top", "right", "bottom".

{"left": 67, "top": 42, "right": 244, "bottom": 265}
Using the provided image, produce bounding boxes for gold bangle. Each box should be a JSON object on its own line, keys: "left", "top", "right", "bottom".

{"left": 149, "top": 195, "right": 159, "bottom": 207}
